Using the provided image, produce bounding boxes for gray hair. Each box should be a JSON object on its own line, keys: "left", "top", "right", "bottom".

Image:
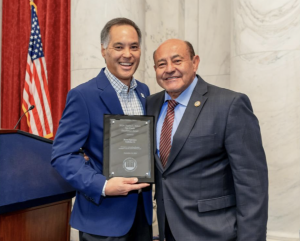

{"left": 101, "top": 18, "right": 142, "bottom": 48}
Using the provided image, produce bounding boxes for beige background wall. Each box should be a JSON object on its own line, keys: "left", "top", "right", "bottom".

{"left": 69, "top": 0, "right": 300, "bottom": 240}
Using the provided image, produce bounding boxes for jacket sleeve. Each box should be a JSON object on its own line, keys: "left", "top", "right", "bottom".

{"left": 51, "top": 88, "right": 106, "bottom": 205}
{"left": 225, "top": 93, "right": 268, "bottom": 241}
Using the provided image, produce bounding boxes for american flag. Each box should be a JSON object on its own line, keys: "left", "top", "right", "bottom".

{"left": 22, "top": 2, "right": 53, "bottom": 138}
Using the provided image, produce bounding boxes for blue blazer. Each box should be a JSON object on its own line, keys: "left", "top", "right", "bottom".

{"left": 147, "top": 76, "right": 268, "bottom": 241}
{"left": 51, "top": 68, "right": 152, "bottom": 236}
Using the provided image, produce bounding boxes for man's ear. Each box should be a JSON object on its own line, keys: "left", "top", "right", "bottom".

{"left": 193, "top": 55, "right": 200, "bottom": 72}
{"left": 153, "top": 64, "right": 157, "bottom": 71}
{"left": 101, "top": 44, "right": 106, "bottom": 58}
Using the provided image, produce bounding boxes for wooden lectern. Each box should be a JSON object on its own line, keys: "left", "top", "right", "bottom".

{"left": 0, "top": 130, "right": 76, "bottom": 241}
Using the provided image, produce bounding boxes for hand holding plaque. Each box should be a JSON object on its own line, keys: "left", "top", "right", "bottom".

{"left": 104, "top": 177, "right": 150, "bottom": 196}
{"left": 103, "top": 115, "right": 154, "bottom": 183}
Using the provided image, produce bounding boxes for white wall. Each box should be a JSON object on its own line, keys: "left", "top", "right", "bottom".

{"left": 231, "top": 1, "right": 300, "bottom": 240}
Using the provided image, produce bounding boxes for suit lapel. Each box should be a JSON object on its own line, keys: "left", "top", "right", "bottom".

{"left": 135, "top": 84, "right": 147, "bottom": 112}
{"left": 96, "top": 68, "right": 124, "bottom": 114}
{"left": 165, "top": 76, "right": 208, "bottom": 170}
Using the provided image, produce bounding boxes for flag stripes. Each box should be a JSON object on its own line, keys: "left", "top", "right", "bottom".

{"left": 22, "top": 2, "right": 53, "bottom": 138}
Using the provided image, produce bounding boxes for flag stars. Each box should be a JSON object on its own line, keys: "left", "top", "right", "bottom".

{"left": 29, "top": 6, "right": 45, "bottom": 61}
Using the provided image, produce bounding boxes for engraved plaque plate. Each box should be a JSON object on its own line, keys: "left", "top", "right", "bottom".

{"left": 103, "top": 115, "right": 154, "bottom": 183}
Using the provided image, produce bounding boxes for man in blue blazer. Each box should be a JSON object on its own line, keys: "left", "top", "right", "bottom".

{"left": 147, "top": 39, "right": 268, "bottom": 241}
{"left": 51, "top": 18, "right": 152, "bottom": 241}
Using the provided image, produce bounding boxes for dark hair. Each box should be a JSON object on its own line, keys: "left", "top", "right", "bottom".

{"left": 153, "top": 40, "right": 196, "bottom": 62}
{"left": 184, "top": 41, "right": 195, "bottom": 60}
{"left": 101, "top": 18, "right": 142, "bottom": 48}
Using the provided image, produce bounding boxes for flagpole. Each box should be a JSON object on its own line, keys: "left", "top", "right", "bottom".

{"left": 29, "top": 0, "right": 37, "bottom": 15}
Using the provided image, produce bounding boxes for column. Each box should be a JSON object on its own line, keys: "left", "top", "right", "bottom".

{"left": 231, "top": 1, "right": 300, "bottom": 239}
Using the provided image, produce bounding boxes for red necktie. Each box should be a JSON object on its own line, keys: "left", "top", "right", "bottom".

{"left": 160, "top": 100, "right": 178, "bottom": 168}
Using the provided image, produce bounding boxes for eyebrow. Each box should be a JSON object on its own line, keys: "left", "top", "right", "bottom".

{"left": 156, "top": 54, "right": 183, "bottom": 63}
{"left": 171, "top": 54, "right": 183, "bottom": 60}
{"left": 113, "top": 42, "right": 140, "bottom": 46}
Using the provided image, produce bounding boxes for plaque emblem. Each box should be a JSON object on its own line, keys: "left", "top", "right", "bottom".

{"left": 123, "top": 157, "right": 137, "bottom": 172}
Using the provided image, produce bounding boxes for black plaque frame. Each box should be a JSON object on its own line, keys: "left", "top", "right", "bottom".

{"left": 103, "top": 115, "right": 155, "bottom": 183}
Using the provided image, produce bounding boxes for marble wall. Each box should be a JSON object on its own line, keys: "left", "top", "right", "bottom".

{"left": 71, "top": 0, "right": 230, "bottom": 91}
{"left": 231, "top": 1, "right": 300, "bottom": 240}
{"left": 143, "top": 0, "right": 231, "bottom": 93}
{"left": 71, "top": 0, "right": 145, "bottom": 89}
{"left": 71, "top": 0, "right": 300, "bottom": 240}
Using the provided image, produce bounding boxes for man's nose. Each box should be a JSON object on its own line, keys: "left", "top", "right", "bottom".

{"left": 122, "top": 47, "right": 132, "bottom": 58}
{"left": 165, "top": 63, "right": 175, "bottom": 73}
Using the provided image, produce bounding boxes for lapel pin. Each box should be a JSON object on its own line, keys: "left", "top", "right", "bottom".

{"left": 141, "top": 93, "right": 145, "bottom": 98}
{"left": 194, "top": 101, "right": 201, "bottom": 107}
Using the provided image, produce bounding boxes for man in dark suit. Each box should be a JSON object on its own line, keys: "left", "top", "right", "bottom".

{"left": 147, "top": 39, "right": 268, "bottom": 241}
{"left": 51, "top": 18, "right": 152, "bottom": 241}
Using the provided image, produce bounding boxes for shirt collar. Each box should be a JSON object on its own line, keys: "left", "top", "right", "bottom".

{"left": 104, "top": 67, "right": 137, "bottom": 93}
{"left": 164, "top": 76, "right": 198, "bottom": 106}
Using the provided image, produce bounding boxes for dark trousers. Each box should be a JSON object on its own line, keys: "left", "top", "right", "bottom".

{"left": 79, "top": 193, "right": 152, "bottom": 241}
{"left": 165, "top": 216, "right": 176, "bottom": 241}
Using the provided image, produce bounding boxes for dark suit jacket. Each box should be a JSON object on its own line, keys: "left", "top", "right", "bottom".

{"left": 51, "top": 68, "right": 152, "bottom": 236}
{"left": 147, "top": 76, "right": 268, "bottom": 241}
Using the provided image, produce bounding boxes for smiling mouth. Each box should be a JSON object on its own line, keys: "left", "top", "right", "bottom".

{"left": 119, "top": 62, "right": 133, "bottom": 66}
{"left": 165, "top": 76, "right": 180, "bottom": 80}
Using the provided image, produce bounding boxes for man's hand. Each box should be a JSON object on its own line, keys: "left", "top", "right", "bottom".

{"left": 83, "top": 153, "right": 89, "bottom": 161}
{"left": 105, "top": 177, "right": 150, "bottom": 196}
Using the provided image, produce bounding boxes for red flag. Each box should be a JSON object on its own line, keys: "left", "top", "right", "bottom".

{"left": 22, "top": 2, "right": 53, "bottom": 138}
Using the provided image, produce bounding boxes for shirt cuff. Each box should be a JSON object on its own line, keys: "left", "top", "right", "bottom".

{"left": 102, "top": 180, "right": 107, "bottom": 197}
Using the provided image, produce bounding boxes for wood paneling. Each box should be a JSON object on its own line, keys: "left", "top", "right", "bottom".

{"left": 0, "top": 200, "right": 72, "bottom": 241}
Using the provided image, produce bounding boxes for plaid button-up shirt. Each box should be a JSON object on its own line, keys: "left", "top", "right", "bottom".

{"left": 104, "top": 68, "right": 144, "bottom": 115}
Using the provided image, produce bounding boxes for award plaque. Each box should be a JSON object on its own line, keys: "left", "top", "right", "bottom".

{"left": 103, "top": 115, "right": 154, "bottom": 183}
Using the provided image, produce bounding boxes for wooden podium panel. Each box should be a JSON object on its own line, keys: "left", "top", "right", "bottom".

{"left": 0, "top": 130, "right": 76, "bottom": 241}
{"left": 0, "top": 199, "right": 72, "bottom": 241}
